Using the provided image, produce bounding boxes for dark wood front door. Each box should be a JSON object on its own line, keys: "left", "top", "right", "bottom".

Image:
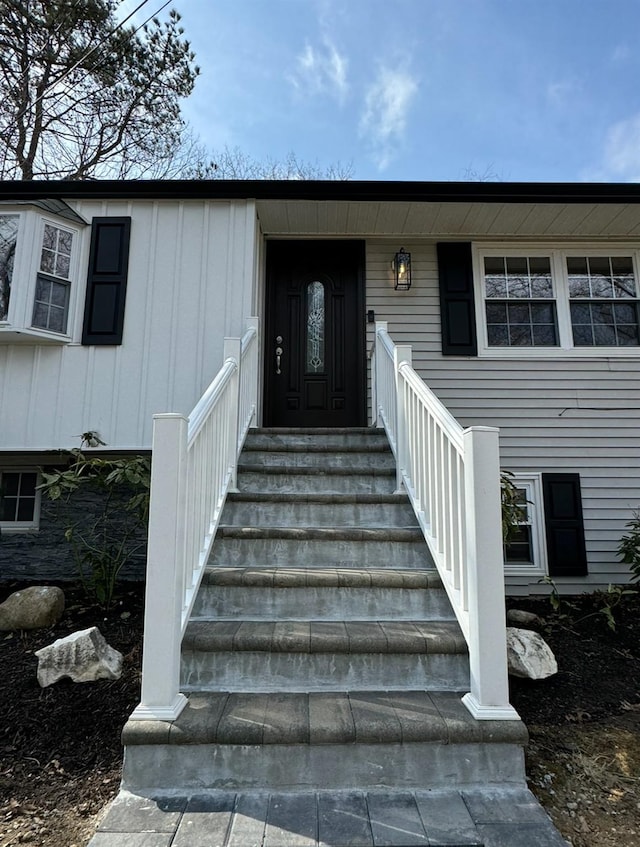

{"left": 264, "top": 240, "right": 365, "bottom": 427}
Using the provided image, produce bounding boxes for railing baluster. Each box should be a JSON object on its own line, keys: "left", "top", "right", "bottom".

{"left": 372, "top": 325, "right": 518, "bottom": 722}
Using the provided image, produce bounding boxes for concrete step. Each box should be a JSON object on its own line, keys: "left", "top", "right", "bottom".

{"left": 239, "top": 448, "right": 396, "bottom": 472}
{"left": 221, "top": 492, "right": 418, "bottom": 529}
{"left": 180, "top": 619, "right": 469, "bottom": 692}
{"left": 244, "top": 428, "right": 391, "bottom": 453}
{"left": 237, "top": 465, "right": 396, "bottom": 494}
{"left": 210, "top": 526, "right": 434, "bottom": 569}
{"left": 122, "top": 690, "right": 527, "bottom": 793}
{"left": 192, "top": 566, "right": 455, "bottom": 621}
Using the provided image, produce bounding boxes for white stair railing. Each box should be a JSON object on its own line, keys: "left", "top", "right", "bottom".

{"left": 131, "top": 318, "right": 259, "bottom": 721}
{"left": 373, "top": 321, "right": 519, "bottom": 721}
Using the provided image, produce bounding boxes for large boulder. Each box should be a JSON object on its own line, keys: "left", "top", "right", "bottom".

{"left": 507, "top": 608, "right": 543, "bottom": 628}
{"left": 0, "top": 586, "right": 65, "bottom": 631}
{"left": 35, "top": 626, "right": 123, "bottom": 687}
{"left": 507, "top": 626, "right": 558, "bottom": 680}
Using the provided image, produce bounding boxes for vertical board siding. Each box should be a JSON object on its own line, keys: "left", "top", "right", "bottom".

{"left": 365, "top": 240, "right": 640, "bottom": 591}
{"left": 0, "top": 199, "right": 257, "bottom": 451}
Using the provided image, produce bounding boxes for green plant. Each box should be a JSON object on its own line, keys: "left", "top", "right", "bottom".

{"left": 500, "top": 470, "right": 527, "bottom": 543}
{"left": 618, "top": 509, "right": 640, "bottom": 582}
{"left": 537, "top": 576, "right": 635, "bottom": 632}
{"left": 39, "top": 451, "right": 150, "bottom": 609}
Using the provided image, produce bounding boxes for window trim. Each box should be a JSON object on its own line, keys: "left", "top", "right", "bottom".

{"left": 0, "top": 469, "right": 41, "bottom": 534}
{"left": 503, "top": 473, "right": 548, "bottom": 578}
{"left": 473, "top": 244, "right": 640, "bottom": 357}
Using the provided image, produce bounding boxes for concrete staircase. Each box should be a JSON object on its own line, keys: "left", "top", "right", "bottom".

{"left": 118, "top": 428, "right": 565, "bottom": 846}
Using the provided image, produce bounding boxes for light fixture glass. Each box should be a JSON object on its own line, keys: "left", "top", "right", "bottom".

{"left": 393, "top": 248, "right": 411, "bottom": 290}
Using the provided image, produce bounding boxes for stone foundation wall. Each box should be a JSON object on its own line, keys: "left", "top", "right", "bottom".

{"left": 0, "top": 485, "right": 147, "bottom": 583}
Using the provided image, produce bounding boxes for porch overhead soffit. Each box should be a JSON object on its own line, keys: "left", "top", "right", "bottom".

{"left": 255, "top": 199, "right": 640, "bottom": 241}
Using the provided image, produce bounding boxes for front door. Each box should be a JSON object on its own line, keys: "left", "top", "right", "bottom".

{"left": 264, "top": 240, "right": 365, "bottom": 427}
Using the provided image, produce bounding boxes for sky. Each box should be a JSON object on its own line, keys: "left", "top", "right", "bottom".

{"left": 120, "top": 0, "right": 640, "bottom": 182}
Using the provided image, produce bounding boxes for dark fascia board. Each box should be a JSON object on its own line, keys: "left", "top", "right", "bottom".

{"left": 3, "top": 179, "right": 640, "bottom": 204}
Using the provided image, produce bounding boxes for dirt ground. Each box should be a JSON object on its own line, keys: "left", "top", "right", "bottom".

{"left": 0, "top": 581, "right": 639, "bottom": 847}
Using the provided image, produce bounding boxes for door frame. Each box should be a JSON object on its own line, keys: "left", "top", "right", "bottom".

{"left": 263, "top": 238, "right": 367, "bottom": 428}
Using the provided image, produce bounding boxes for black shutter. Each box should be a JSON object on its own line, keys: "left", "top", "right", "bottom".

{"left": 437, "top": 242, "right": 477, "bottom": 356}
{"left": 542, "top": 473, "right": 588, "bottom": 577}
{"left": 82, "top": 217, "right": 131, "bottom": 345}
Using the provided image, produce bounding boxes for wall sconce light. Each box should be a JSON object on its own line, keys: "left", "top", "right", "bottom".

{"left": 393, "top": 247, "right": 412, "bottom": 290}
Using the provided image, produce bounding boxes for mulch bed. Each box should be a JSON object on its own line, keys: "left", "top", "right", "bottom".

{"left": 0, "top": 581, "right": 639, "bottom": 846}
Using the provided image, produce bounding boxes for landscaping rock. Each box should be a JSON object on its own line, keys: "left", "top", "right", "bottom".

{"left": 0, "top": 586, "right": 65, "bottom": 631}
{"left": 507, "top": 608, "right": 543, "bottom": 628}
{"left": 507, "top": 626, "right": 558, "bottom": 680}
{"left": 35, "top": 626, "right": 123, "bottom": 687}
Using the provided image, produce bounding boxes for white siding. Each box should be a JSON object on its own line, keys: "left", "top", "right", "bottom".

{"left": 0, "top": 199, "right": 258, "bottom": 450}
{"left": 365, "top": 240, "right": 640, "bottom": 592}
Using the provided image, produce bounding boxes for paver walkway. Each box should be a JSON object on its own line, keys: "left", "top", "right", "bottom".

{"left": 87, "top": 787, "right": 568, "bottom": 846}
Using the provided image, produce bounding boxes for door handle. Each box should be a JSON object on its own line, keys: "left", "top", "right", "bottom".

{"left": 275, "top": 336, "right": 283, "bottom": 374}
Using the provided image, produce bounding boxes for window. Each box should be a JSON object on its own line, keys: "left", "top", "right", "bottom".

{"left": 503, "top": 475, "right": 547, "bottom": 577}
{"left": 32, "top": 224, "right": 73, "bottom": 334}
{"left": 477, "top": 248, "right": 640, "bottom": 354}
{"left": 484, "top": 256, "right": 558, "bottom": 347}
{"left": 0, "top": 214, "right": 19, "bottom": 322}
{"left": 567, "top": 256, "right": 639, "bottom": 347}
{"left": 0, "top": 471, "right": 40, "bottom": 531}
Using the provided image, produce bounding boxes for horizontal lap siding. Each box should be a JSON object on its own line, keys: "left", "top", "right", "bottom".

{"left": 366, "top": 240, "right": 640, "bottom": 592}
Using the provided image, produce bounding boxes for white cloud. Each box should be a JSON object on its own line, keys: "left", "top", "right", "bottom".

{"left": 291, "top": 39, "right": 348, "bottom": 103}
{"left": 594, "top": 113, "right": 640, "bottom": 181}
{"left": 359, "top": 67, "right": 419, "bottom": 171}
{"left": 547, "top": 80, "right": 577, "bottom": 107}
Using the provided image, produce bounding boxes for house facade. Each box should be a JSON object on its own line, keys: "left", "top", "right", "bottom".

{"left": 1, "top": 179, "right": 639, "bottom": 595}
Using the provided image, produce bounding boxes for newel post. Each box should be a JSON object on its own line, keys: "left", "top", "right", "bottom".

{"left": 461, "top": 426, "right": 519, "bottom": 720}
{"left": 373, "top": 321, "right": 388, "bottom": 428}
{"left": 393, "top": 343, "right": 412, "bottom": 494}
{"left": 131, "top": 413, "right": 188, "bottom": 721}
{"left": 246, "top": 316, "right": 260, "bottom": 432}
{"left": 224, "top": 337, "right": 242, "bottom": 491}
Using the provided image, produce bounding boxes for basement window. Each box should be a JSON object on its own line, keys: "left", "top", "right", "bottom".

{"left": 0, "top": 470, "right": 40, "bottom": 532}
{"left": 503, "top": 474, "right": 547, "bottom": 577}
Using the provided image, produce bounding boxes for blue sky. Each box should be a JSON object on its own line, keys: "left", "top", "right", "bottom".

{"left": 123, "top": 0, "right": 640, "bottom": 182}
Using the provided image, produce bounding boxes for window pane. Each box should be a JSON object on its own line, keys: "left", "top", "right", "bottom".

{"left": 40, "top": 249, "right": 55, "bottom": 274}
{"left": 486, "top": 302, "right": 507, "bottom": 322}
{"left": 17, "top": 498, "right": 35, "bottom": 521}
{"left": 591, "top": 303, "right": 614, "bottom": 324}
{"left": 570, "top": 302, "right": 591, "bottom": 324}
{"left": 506, "top": 275, "right": 530, "bottom": 298}
{"left": 531, "top": 303, "right": 555, "bottom": 323}
{"left": 58, "top": 230, "right": 73, "bottom": 255}
{"left": 35, "top": 276, "right": 51, "bottom": 300}
{"left": 485, "top": 275, "right": 506, "bottom": 298}
{"left": 42, "top": 224, "right": 56, "bottom": 250}
{"left": 1, "top": 497, "right": 17, "bottom": 521}
{"left": 32, "top": 303, "right": 49, "bottom": 328}
{"left": 532, "top": 325, "right": 557, "bottom": 345}
{"left": 55, "top": 253, "right": 71, "bottom": 279}
{"left": 617, "top": 325, "right": 640, "bottom": 346}
{"left": 509, "top": 324, "right": 533, "bottom": 346}
{"left": 614, "top": 303, "right": 637, "bottom": 324}
{"left": 306, "top": 281, "right": 325, "bottom": 373}
{"left": 51, "top": 281, "right": 67, "bottom": 308}
{"left": 2, "top": 473, "right": 19, "bottom": 495}
{"left": 572, "top": 324, "right": 594, "bottom": 346}
{"left": 568, "top": 274, "right": 591, "bottom": 298}
{"left": 0, "top": 214, "right": 18, "bottom": 321}
{"left": 506, "top": 257, "right": 528, "bottom": 275}
{"left": 487, "top": 324, "right": 509, "bottom": 346}
{"left": 19, "top": 473, "right": 36, "bottom": 496}
{"left": 529, "top": 257, "right": 553, "bottom": 297}
{"left": 484, "top": 257, "right": 505, "bottom": 275}
{"left": 593, "top": 324, "right": 617, "bottom": 345}
{"left": 588, "top": 257, "right": 614, "bottom": 298}
{"left": 47, "top": 306, "right": 66, "bottom": 333}
{"left": 567, "top": 257, "right": 588, "bottom": 275}
{"left": 508, "top": 303, "right": 530, "bottom": 324}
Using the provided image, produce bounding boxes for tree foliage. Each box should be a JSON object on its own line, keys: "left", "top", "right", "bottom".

{"left": 0, "top": 0, "right": 199, "bottom": 180}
